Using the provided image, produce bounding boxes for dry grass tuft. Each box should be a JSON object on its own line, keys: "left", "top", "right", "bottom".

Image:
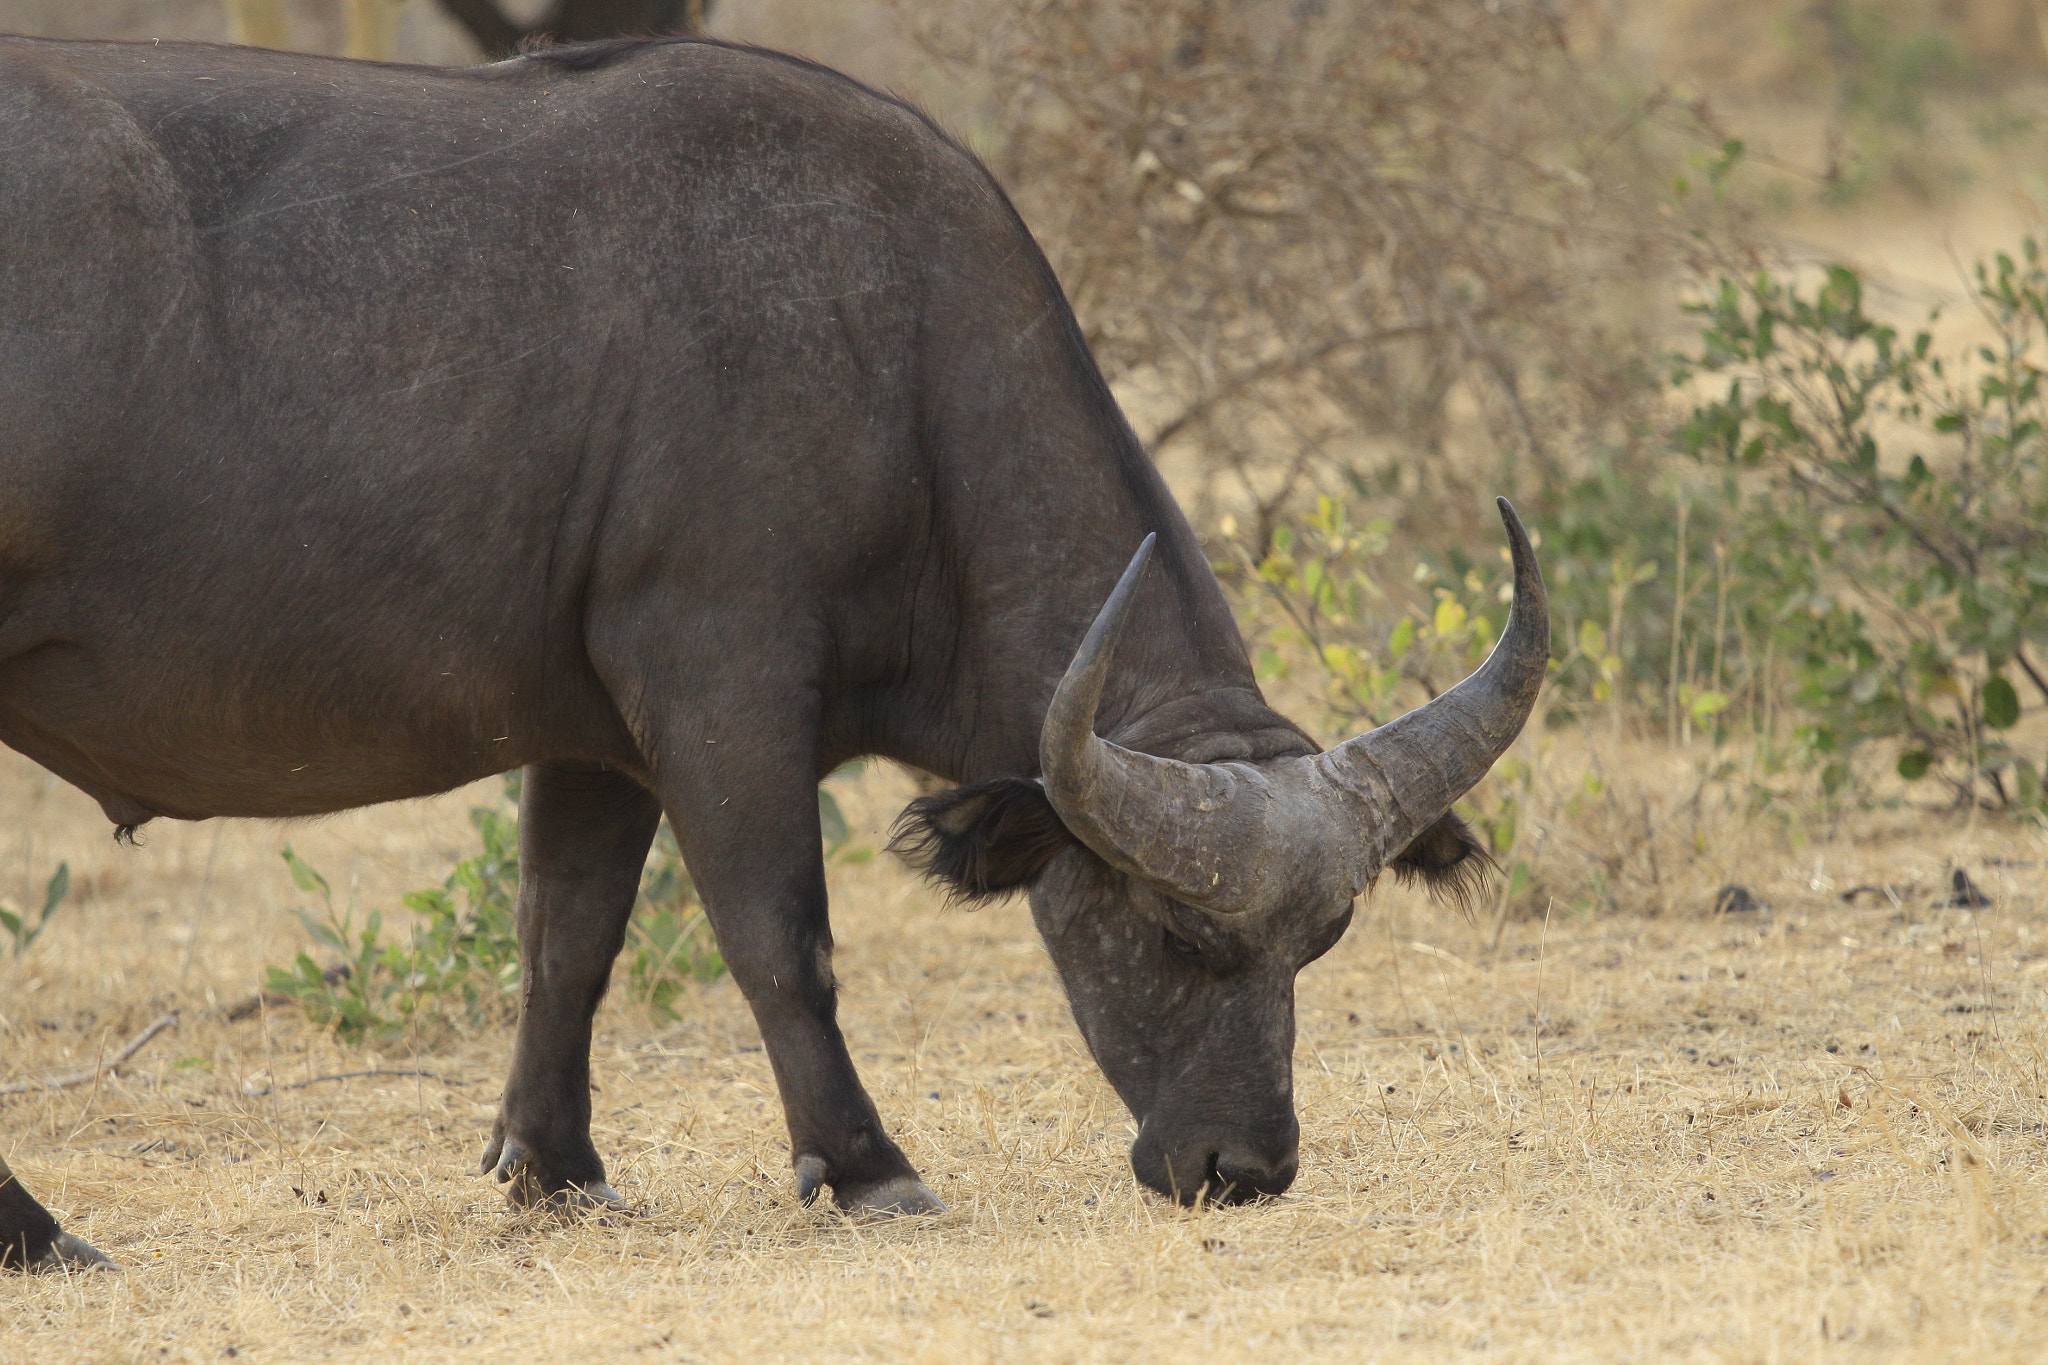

{"left": 8, "top": 749, "right": 2048, "bottom": 1362}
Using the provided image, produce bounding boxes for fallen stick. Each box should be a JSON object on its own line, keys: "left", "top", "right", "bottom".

{"left": 0, "top": 1012, "right": 179, "bottom": 1096}
{"left": 242, "top": 1069, "right": 463, "bottom": 1097}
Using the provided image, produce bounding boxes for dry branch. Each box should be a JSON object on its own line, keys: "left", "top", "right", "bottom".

{"left": 241, "top": 1069, "right": 464, "bottom": 1097}
{"left": 916, "top": 0, "right": 1675, "bottom": 537}
{"left": 0, "top": 1012, "right": 178, "bottom": 1095}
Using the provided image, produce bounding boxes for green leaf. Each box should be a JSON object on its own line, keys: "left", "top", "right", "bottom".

{"left": 1984, "top": 675, "right": 2022, "bottom": 729}
{"left": 1434, "top": 597, "right": 1466, "bottom": 638}
{"left": 293, "top": 908, "right": 345, "bottom": 952}
{"left": 1490, "top": 805, "right": 1518, "bottom": 856}
{"left": 282, "top": 846, "right": 331, "bottom": 899}
{"left": 1577, "top": 620, "right": 1607, "bottom": 659}
{"left": 1387, "top": 617, "right": 1416, "bottom": 662}
{"left": 1506, "top": 862, "right": 1532, "bottom": 901}
{"left": 402, "top": 889, "right": 452, "bottom": 918}
{"left": 1898, "top": 751, "right": 1933, "bottom": 781}
{"left": 818, "top": 788, "right": 849, "bottom": 848}
{"left": 39, "top": 863, "right": 68, "bottom": 922}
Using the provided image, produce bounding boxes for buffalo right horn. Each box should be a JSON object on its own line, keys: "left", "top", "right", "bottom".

{"left": 1039, "top": 497, "right": 1548, "bottom": 913}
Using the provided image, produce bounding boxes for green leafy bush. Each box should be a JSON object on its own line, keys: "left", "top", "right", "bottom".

{"left": 266, "top": 770, "right": 872, "bottom": 1043}
{"left": 1246, "top": 233, "right": 2048, "bottom": 815}
{"left": 1673, "top": 240, "right": 2048, "bottom": 810}
{"left": 1229, "top": 495, "right": 1500, "bottom": 732}
{"left": 264, "top": 808, "right": 528, "bottom": 1046}
{"left": 1224, "top": 494, "right": 1542, "bottom": 900}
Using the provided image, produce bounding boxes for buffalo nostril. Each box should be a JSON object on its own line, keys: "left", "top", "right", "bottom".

{"left": 1129, "top": 1128, "right": 1298, "bottom": 1205}
{"left": 1212, "top": 1152, "right": 1297, "bottom": 1203}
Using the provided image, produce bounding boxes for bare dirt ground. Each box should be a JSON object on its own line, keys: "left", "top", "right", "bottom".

{"left": 7, "top": 743, "right": 2048, "bottom": 1363}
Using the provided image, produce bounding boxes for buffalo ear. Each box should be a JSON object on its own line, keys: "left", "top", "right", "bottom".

{"left": 889, "top": 777, "right": 1077, "bottom": 901}
{"left": 1387, "top": 811, "right": 1495, "bottom": 912}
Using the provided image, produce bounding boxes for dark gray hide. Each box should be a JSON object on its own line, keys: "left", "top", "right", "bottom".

{"left": 0, "top": 34, "right": 1545, "bottom": 1262}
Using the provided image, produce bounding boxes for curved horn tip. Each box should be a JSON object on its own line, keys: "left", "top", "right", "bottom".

{"left": 1073, "top": 532, "right": 1158, "bottom": 666}
{"left": 1494, "top": 496, "right": 1528, "bottom": 549}
{"left": 1493, "top": 497, "right": 1545, "bottom": 593}
{"left": 1041, "top": 532, "right": 1161, "bottom": 779}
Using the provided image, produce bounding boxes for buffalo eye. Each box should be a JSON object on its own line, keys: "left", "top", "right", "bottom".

{"left": 1163, "top": 928, "right": 1202, "bottom": 959}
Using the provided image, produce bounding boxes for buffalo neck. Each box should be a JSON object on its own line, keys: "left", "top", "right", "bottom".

{"left": 881, "top": 304, "right": 1314, "bottom": 784}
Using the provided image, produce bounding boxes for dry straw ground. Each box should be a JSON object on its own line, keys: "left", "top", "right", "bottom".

{"left": 6, "top": 738, "right": 2048, "bottom": 1363}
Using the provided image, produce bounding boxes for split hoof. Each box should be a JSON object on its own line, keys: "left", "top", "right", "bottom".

{"left": 35, "top": 1231, "right": 116, "bottom": 1273}
{"left": 830, "top": 1175, "right": 948, "bottom": 1217}
{"left": 794, "top": 1154, "right": 946, "bottom": 1216}
{"left": 483, "top": 1139, "right": 625, "bottom": 1212}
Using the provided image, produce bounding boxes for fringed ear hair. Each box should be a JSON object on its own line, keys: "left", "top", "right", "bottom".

{"left": 889, "top": 777, "right": 1077, "bottom": 902}
{"left": 1387, "top": 810, "right": 1496, "bottom": 914}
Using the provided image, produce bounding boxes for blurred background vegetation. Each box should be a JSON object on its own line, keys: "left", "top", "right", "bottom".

{"left": 9, "top": 0, "right": 2048, "bottom": 1010}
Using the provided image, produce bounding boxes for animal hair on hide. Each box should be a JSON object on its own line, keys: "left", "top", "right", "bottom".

{"left": 1387, "top": 811, "right": 1494, "bottom": 913}
{"left": 889, "top": 777, "right": 1076, "bottom": 902}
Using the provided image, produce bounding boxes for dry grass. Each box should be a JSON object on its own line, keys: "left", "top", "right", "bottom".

{"left": 7, "top": 746, "right": 2048, "bottom": 1363}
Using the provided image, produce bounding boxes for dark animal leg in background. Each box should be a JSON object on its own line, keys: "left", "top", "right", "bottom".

{"left": 433, "top": 0, "right": 523, "bottom": 57}
{"left": 662, "top": 738, "right": 943, "bottom": 1215}
{"left": 482, "top": 763, "right": 661, "bottom": 1207}
{"left": 430, "top": 0, "right": 708, "bottom": 60}
{"left": 0, "top": 1154, "right": 113, "bottom": 1272}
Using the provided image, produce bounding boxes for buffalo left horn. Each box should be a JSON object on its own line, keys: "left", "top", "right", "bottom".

{"left": 1039, "top": 497, "right": 1549, "bottom": 914}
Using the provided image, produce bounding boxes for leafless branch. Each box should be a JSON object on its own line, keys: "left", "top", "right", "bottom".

{"left": 0, "top": 1013, "right": 178, "bottom": 1096}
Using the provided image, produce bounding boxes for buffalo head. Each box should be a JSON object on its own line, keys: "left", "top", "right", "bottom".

{"left": 895, "top": 498, "right": 1548, "bottom": 1204}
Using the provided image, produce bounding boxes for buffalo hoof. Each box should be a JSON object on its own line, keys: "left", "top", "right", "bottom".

{"left": 34, "top": 1231, "right": 116, "bottom": 1273}
{"left": 796, "top": 1157, "right": 947, "bottom": 1217}
{"left": 836, "top": 1177, "right": 946, "bottom": 1216}
{"left": 482, "top": 1138, "right": 625, "bottom": 1213}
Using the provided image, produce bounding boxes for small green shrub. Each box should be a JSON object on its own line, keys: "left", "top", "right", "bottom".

{"left": 267, "top": 770, "right": 872, "bottom": 1042}
{"left": 264, "top": 811, "right": 525, "bottom": 1046}
{"left": 0, "top": 862, "right": 70, "bottom": 957}
{"left": 1230, "top": 495, "right": 1503, "bottom": 733}
{"left": 1674, "top": 240, "right": 2048, "bottom": 811}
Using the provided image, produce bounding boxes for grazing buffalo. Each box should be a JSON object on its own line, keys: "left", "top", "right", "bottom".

{"left": 0, "top": 34, "right": 1546, "bottom": 1268}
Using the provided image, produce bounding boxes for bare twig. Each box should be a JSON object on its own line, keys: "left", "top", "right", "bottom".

{"left": 2010, "top": 643, "right": 2048, "bottom": 710}
{"left": 241, "top": 1069, "right": 463, "bottom": 1098}
{"left": 0, "top": 1012, "right": 178, "bottom": 1096}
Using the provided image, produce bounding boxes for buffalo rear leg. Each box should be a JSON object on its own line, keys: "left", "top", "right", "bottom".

{"left": 659, "top": 738, "right": 943, "bottom": 1216}
{"left": 482, "top": 763, "right": 662, "bottom": 1208}
{"left": 0, "top": 1154, "right": 114, "bottom": 1272}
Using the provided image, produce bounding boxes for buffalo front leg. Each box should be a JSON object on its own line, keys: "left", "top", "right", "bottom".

{"left": 0, "top": 1154, "right": 113, "bottom": 1272}
{"left": 483, "top": 763, "right": 661, "bottom": 1208}
{"left": 663, "top": 750, "right": 944, "bottom": 1216}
